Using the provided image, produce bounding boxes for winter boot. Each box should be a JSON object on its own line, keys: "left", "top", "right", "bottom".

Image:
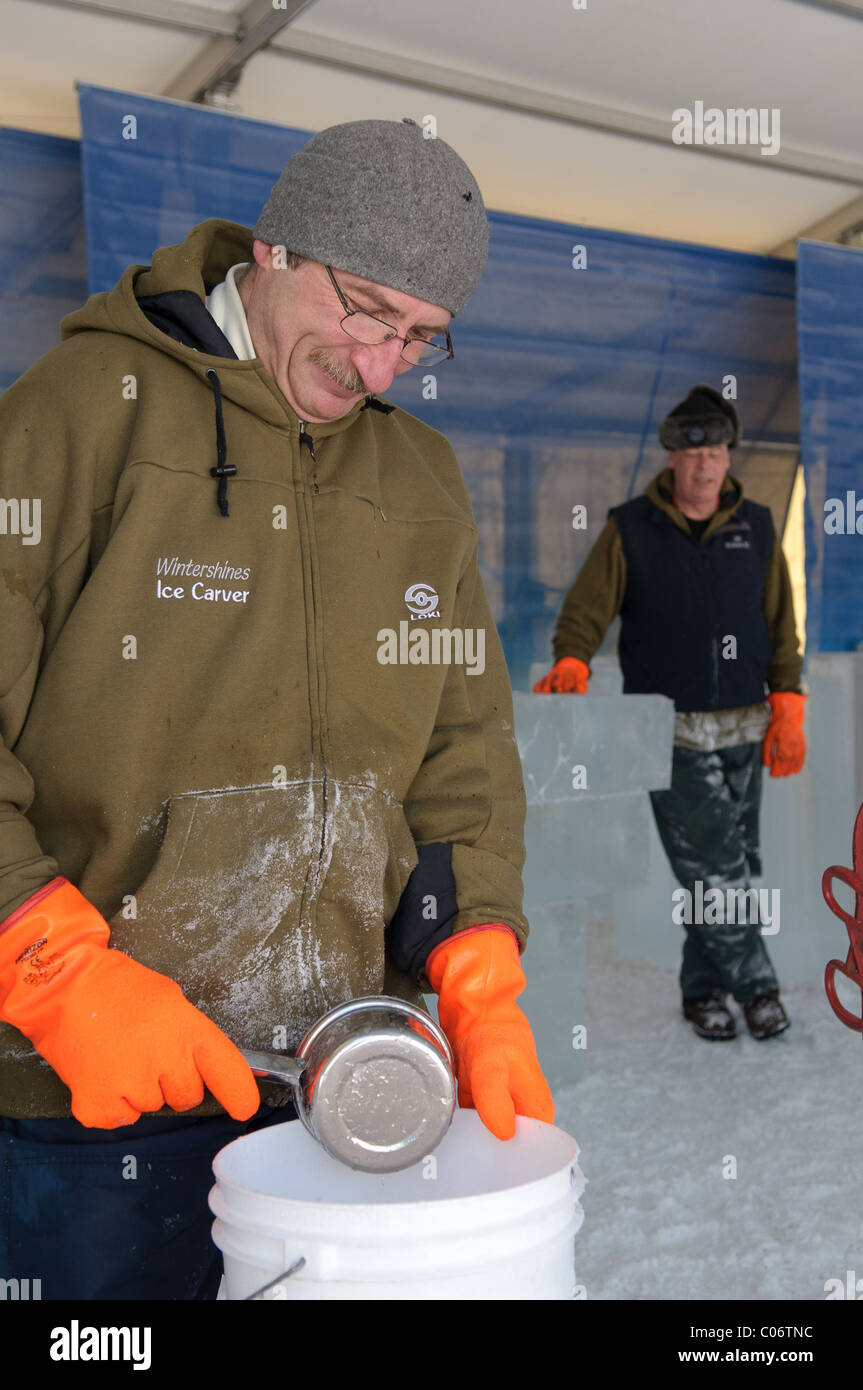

{"left": 682, "top": 994, "right": 737, "bottom": 1041}
{"left": 743, "top": 993, "right": 790, "bottom": 1039}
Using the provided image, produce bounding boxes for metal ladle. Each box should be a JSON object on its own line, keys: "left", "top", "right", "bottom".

{"left": 240, "top": 995, "right": 456, "bottom": 1174}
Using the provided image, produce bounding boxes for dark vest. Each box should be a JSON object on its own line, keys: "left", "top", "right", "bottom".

{"left": 611, "top": 492, "right": 774, "bottom": 712}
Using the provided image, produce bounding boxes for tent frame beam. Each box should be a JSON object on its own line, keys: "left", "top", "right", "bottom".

{"left": 26, "top": 0, "right": 863, "bottom": 191}
{"left": 162, "top": 0, "right": 320, "bottom": 104}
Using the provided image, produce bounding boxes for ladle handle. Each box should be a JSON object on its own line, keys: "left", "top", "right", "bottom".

{"left": 241, "top": 1048, "right": 304, "bottom": 1088}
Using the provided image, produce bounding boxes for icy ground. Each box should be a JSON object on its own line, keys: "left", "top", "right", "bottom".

{"left": 552, "top": 919, "right": 863, "bottom": 1301}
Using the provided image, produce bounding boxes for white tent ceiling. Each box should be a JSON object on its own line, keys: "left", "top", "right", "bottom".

{"left": 4, "top": 0, "right": 863, "bottom": 256}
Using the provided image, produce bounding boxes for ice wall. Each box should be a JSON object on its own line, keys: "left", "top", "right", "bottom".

{"left": 513, "top": 688, "right": 674, "bottom": 1089}
{"left": 523, "top": 654, "right": 863, "bottom": 1009}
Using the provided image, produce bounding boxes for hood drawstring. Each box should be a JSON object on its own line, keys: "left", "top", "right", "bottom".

{"left": 202, "top": 378, "right": 395, "bottom": 517}
{"left": 206, "top": 369, "right": 237, "bottom": 517}
{"left": 362, "top": 394, "right": 395, "bottom": 415}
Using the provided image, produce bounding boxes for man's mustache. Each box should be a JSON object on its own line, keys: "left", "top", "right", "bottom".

{"left": 310, "top": 349, "right": 367, "bottom": 394}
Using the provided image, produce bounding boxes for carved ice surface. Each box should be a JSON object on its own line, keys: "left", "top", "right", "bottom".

{"left": 513, "top": 692, "right": 674, "bottom": 805}
{"left": 513, "top": 691, "right": 673, "bottom": 902}
{"left": 511, "top": 689, "right": 675, "bottom": 1091}
{"left": 518, "top": 901, "right": 589, "bottom": 1092}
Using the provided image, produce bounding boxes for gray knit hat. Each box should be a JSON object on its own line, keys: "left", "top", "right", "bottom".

{"left": 252, "top": 118, "right": 490, "bottom": 315}
{"left": 659, "top": 384, "right": 740, "bottom": 450}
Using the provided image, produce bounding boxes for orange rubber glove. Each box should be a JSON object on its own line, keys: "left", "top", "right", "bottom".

{"left": 533, "top": 657, "right": 590, "bottom": 694}
{"left": 762, "top": 691, "right": 807, "bottom": 778}
{"left": 426, "top": 925, "right": 554, "bottom": 1141}
{"left": 0, "top": 877, "right": 260, "bottom": 1129}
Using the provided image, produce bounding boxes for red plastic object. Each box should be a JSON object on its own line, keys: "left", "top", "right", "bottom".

{"left": 823, "top": 803, "right": 863, "bottom": 1033}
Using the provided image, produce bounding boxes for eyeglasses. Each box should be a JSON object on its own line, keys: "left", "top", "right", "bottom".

{"left": 324, "top": 265, "right": 454, "bottom": 367}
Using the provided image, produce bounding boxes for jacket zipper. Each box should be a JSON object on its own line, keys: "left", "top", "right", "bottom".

{"left": 702, "top": 543, "right": 720, "bottom": 708}
{"left": 299, "top": 419, "right": 319, "bottom": 487}
{"left": 297, "top": 420, "right": 328, "bottom": 1017}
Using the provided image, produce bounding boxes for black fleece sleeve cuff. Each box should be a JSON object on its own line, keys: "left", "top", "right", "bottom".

{"left": 388, "top": 842, "right": 459, "bottom": 984}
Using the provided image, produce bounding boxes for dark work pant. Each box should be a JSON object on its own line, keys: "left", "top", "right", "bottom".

{"left": 0, "top": 1102, "right": 295, "bottom": 1301}
{"left": 649, "top": 742, "right": 780, "bottom": 1006}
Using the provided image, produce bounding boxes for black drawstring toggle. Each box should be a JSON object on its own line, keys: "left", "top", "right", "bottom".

{"left": 206, "top": 368, "right": 236, "bottom": 517}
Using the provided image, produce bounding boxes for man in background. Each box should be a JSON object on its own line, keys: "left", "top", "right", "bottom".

{"left": 536, "top": 385, "right": 805, "bottom": 1042}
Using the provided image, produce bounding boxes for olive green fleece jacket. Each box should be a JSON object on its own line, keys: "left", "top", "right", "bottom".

{"left": 552, "top": 469, "right": 804, "bottom": 694}
{"left": 0, "top": 220, "right": 528, "bottom": 1118}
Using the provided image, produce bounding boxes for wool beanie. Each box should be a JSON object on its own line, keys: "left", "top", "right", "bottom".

{"left": 659, "top": 385, "right": 740, "bottom": 450}
{"left": 253, "top": 118, "right": 490, "bottom": 315}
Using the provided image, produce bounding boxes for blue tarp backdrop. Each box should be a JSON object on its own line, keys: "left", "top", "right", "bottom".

{"left": 5, "top": 85, "right": 813, "bottom": 677}
{"left": 0, "top": 127, "right": 87, "bottom": 391}
{"left": 796, "top": 240, "right": 863, "bottom": 655}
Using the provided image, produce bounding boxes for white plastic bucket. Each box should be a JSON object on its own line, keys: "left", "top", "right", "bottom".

{"left": 210, "top": 1109, "right": 585, "bottom": 1300}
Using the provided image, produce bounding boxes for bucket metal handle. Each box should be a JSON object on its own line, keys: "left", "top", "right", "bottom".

{"left": 244, "top": 1257, "right": 306, "bottom": 1301}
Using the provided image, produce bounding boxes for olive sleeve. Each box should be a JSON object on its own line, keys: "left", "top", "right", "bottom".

{"left": 551, "top": 516, "right": 627, "bottom": 666}
{"left": 388, "top": 536, "right": 529, "bottom": 989}
{"left": 764, "top": 534, "right": 804, "bottom": 693}
{"left": 0, "top": 352, "right": 103, "bottom": 920}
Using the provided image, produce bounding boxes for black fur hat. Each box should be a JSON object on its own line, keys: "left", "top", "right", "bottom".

{"left": 659, "top": 385, "right": 739, "bottom": 450}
